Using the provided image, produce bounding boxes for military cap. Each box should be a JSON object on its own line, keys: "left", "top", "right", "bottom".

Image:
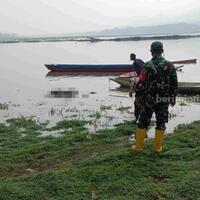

{"left": 150, "top": 41, "right": 164, "bottom": 53}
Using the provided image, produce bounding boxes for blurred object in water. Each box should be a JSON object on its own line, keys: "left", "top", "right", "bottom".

{"left": 47, "top": 88, "right": 79, "bottom": 98}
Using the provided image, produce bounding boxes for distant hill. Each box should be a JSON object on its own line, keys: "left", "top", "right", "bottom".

{"left": 0, "top": 33, "right": 18, "bottom": 40}
{"left": 1, "top": 22, "right": 200, "bottom": 43}
{"left": 88, "top": 23, "right": 200, "bottom": 37}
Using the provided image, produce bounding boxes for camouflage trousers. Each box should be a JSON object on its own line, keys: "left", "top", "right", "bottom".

{"left": 138, "top": 102, "right": 169, "bottom": 130}
{"left": 134, "top": 96, "right": 141, "bottom": 121}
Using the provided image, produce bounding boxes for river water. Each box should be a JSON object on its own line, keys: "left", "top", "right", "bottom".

{"left": 0, "top": 38, "right": 200, "bottom": 136}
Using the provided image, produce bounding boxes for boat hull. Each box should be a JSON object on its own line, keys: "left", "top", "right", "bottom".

{"left": 45, "top": 64, "right": 133, "bottom": 72}
{"left": 44, "top": 58, "right": 197, "bottom": 72}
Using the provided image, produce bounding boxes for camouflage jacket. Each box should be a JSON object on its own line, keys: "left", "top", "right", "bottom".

{"left": 136, "top": 57, "right": 178, "bottom": 104}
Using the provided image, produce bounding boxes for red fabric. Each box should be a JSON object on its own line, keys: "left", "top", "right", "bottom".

{"left": 139, "top": 68, "right": 146, "bottom": 82}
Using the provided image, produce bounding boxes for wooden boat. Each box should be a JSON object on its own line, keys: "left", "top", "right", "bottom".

{"left": 178, "top": 82, "right": 200, "bottom": 94}
{"left": 110, "top": 78, "right": 200, "bottom": 94}
{"left": 44, "top": 59, "right": 197, "bottom": 72}
{"left": 119, "top": 71, "right": 137, "bottom": 78}
{"left": 118, "top": 64, "right": 185, "bottom": 79}
{"left": 45, "top": 64, "right": 133, "bottom": 72}
{"left": 172, "top": 59, "right": 197, "bottom": 64}
{"left": 110, "top": 78, "right": 132, "bottom": 87}
{"left": 46, "top": 71, "right": 125, "bottom": 77}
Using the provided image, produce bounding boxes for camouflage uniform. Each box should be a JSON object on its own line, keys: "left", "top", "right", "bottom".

{"left": 136, "top": 57, "right": 178, "bottom": 130}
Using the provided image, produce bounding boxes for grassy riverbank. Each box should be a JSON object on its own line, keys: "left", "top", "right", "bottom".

{"left": 0, "top": 117, "right": 199, "bottom": 199}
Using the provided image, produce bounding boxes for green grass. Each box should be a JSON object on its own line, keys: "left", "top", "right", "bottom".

{"left": 117, "top": 106, "right": 132, "bottom": 113}
{"left": 0, "top": 117, "right": 200, "bottom": 199}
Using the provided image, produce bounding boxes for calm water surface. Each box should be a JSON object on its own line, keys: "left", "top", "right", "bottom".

{"left": 0, "top": 38, "right": 200, "bottom": 136}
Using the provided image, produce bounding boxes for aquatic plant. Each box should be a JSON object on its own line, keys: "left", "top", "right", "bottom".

{"left": 117, "top": 106, "right": 132, "bottom": 112}
{"left": 0, "top": 102, "right": 9, "bottom": 110}
{"left": 179, "top": 102, "right": 188, "bottom": 106}
{"left": 100, "top": 105, "right": 112, "bottom": 112}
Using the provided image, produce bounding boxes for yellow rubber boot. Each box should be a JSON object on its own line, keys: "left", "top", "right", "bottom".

{"left": 135, "top": 132, "right": 148, "bottom": 139}
{"left": 154, "top": 129, "right": 164, "bottom": 153}
{"left": 132, "top": 128, "right": 147, "bottom": 152}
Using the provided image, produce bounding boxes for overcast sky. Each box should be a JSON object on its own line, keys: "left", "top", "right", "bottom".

{"left": 0, "top": 0, "right": 200, "bottom": 35}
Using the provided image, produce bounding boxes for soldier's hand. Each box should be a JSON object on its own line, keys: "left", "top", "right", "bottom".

{"left": 170, "top": 96, "right": 176, "bottom": 107}
{"left": 135, "top": 96, "right": 139, "bottom": 104}
{"left": 170, "top": 101, "right": 176, "bottom": 107}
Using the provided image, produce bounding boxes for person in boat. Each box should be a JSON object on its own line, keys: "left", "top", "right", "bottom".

{"left": 132, "top": 41, "right": 178, "bottom": 153}
{"left": 129, "top": 53, "right": 144, "bottom": 122}
{"left": 130, "top": 53, "right": 144, "bottom": 76}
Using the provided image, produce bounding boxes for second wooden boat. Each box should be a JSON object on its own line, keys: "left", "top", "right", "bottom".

{"left": 110, "top": 78, "right": 200, "bottom": 94}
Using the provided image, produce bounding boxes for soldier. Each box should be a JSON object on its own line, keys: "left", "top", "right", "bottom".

{"left": 131, "top": 41, "right": 178, "bottom": 153}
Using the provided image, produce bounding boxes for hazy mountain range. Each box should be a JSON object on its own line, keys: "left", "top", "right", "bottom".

{"left": 0, "top": 33, "right": 18, "bottom": 40}
{"left": 87, "top": 22, "right": 200, "bottom": 37}
{"left": 1, "top": 22, "right": 200, "bottom": 41}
